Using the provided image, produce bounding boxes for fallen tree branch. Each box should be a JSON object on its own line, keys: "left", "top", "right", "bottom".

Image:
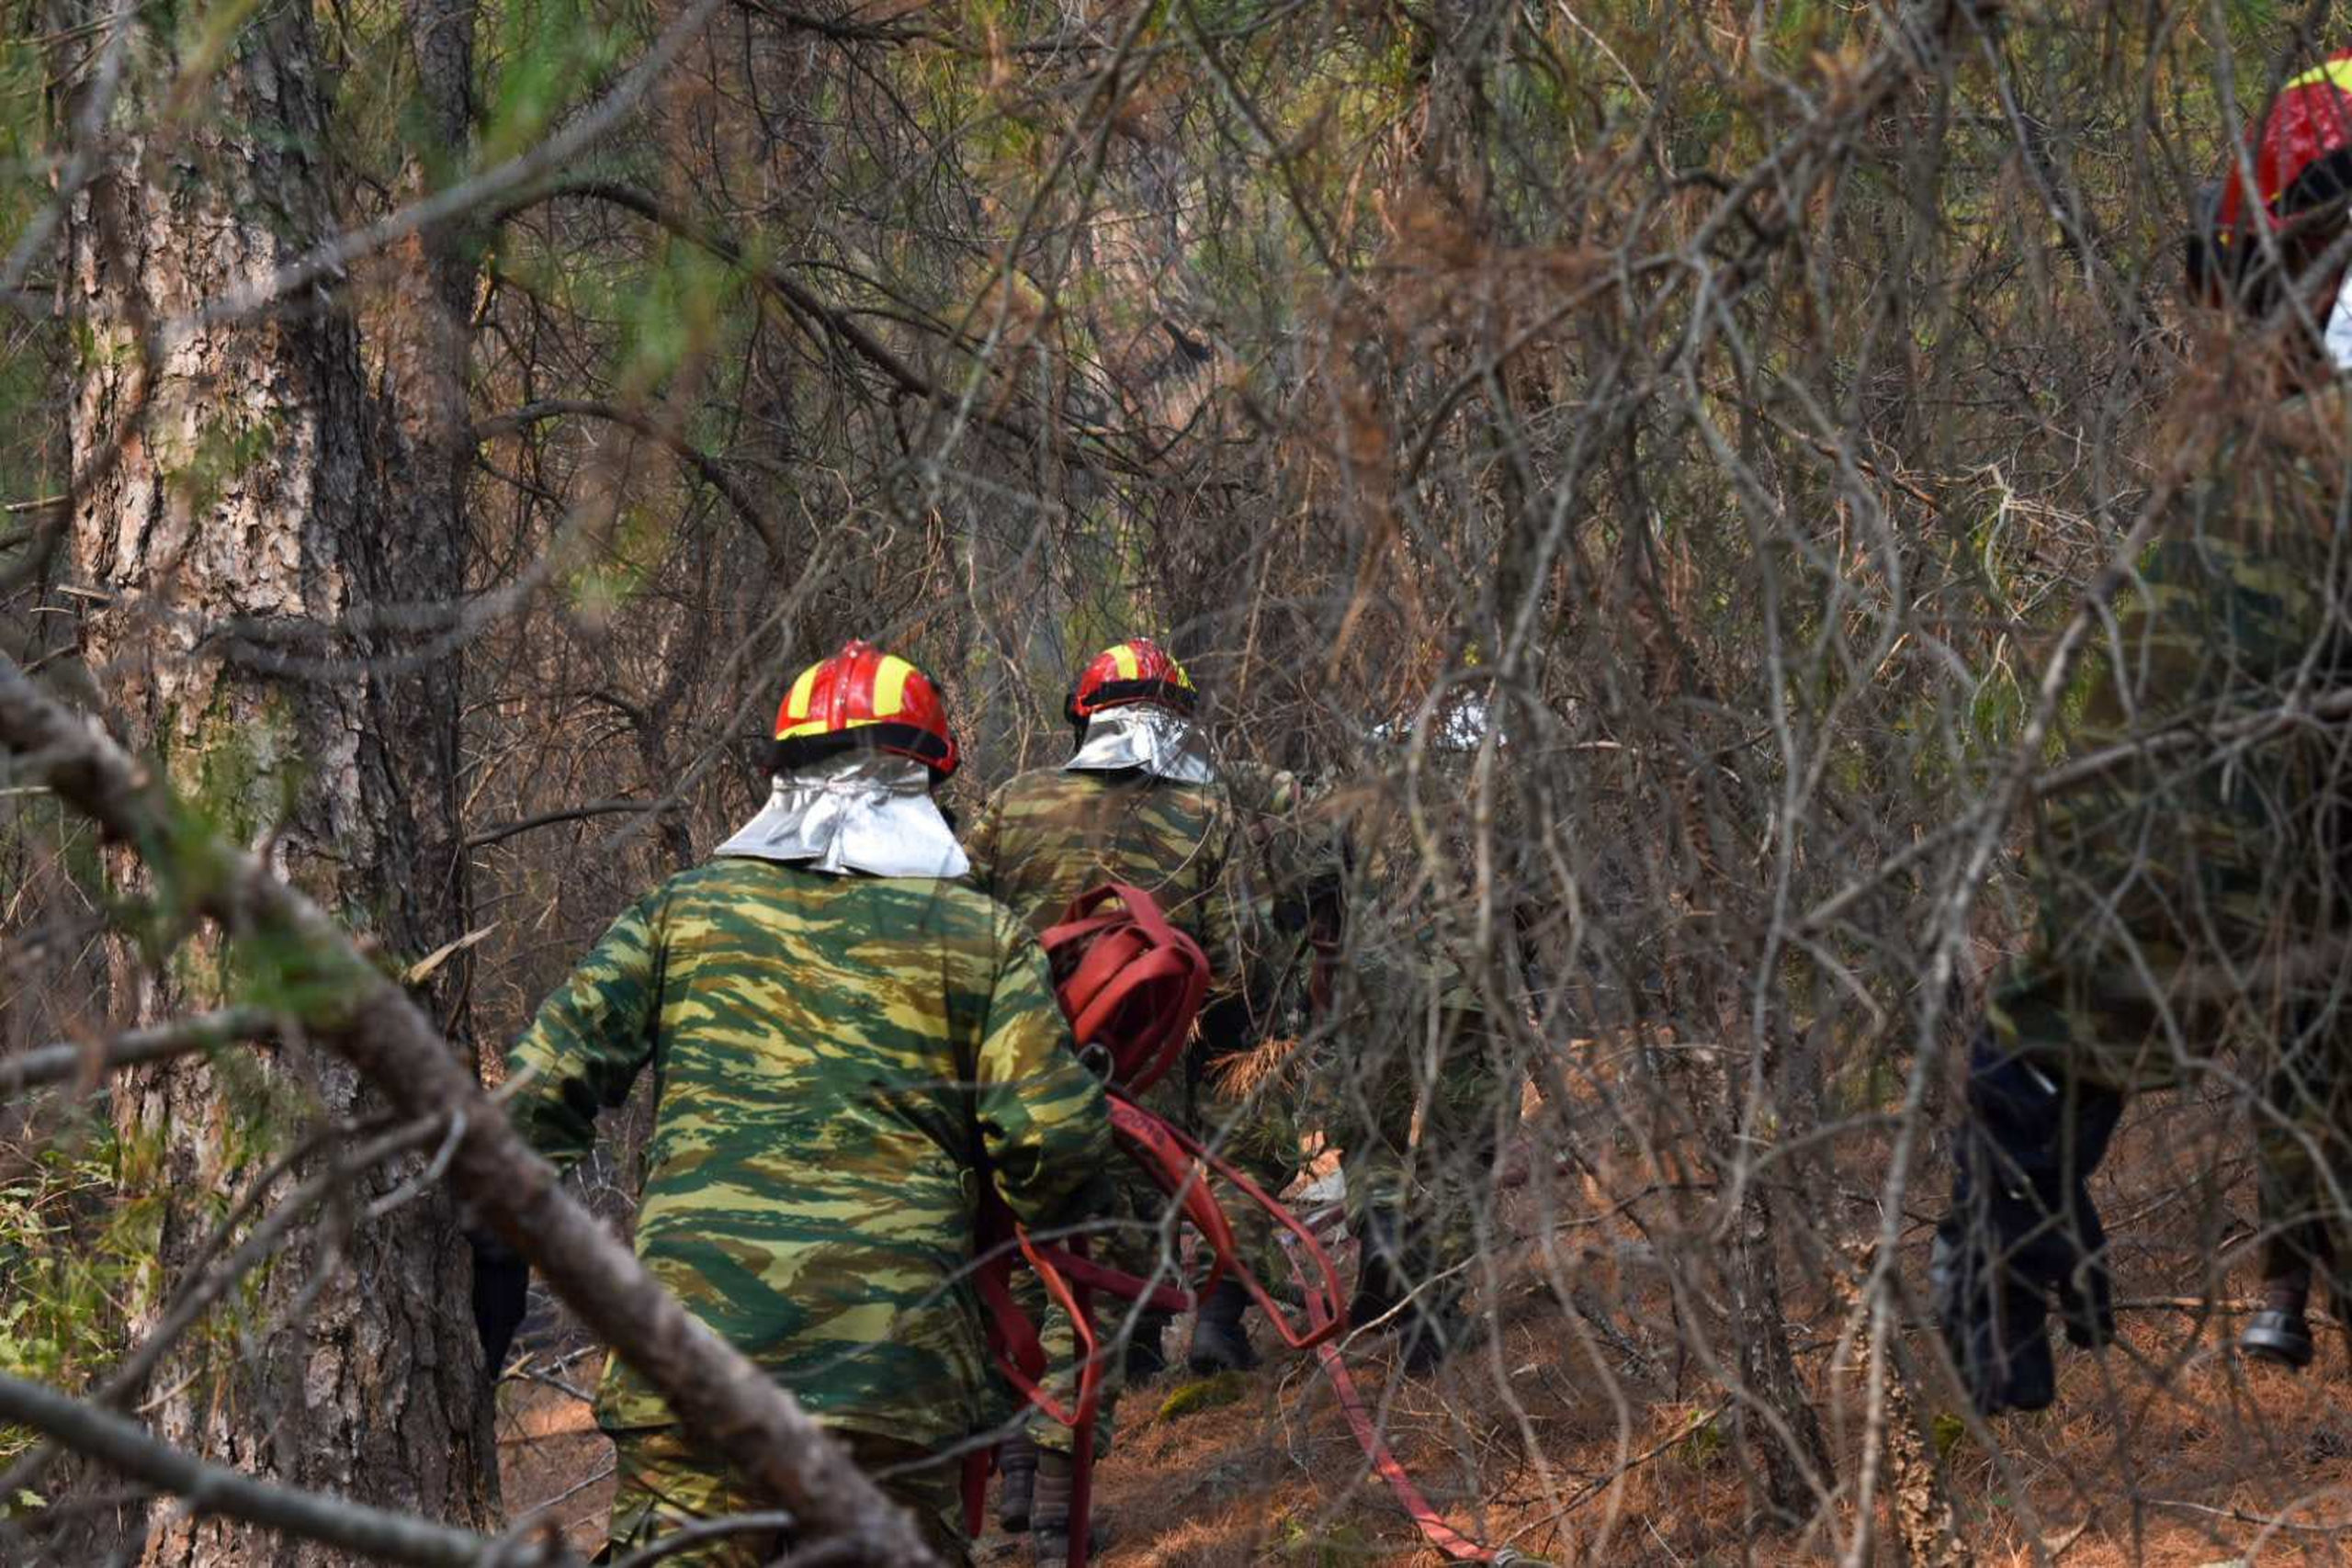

{"left": 0, "top": 1374, "right": 546, "bottom": 1568}
{"left": 0, "top": 656, "right": 942, "bottom": 1566}
{"left": 1, "top": 1006, "right": 277, "bottom": 1097}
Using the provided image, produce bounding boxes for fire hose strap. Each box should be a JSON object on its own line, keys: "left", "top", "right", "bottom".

{"left": 1024, "top": 1245, "right": 1194, "bottom": 1315}
{"left": 1110, "top": 1095, "right": 1346, "bottom": 1351}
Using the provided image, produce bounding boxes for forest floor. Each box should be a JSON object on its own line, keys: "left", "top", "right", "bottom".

{"left": 498, "top": 1107, "right": 2352, "bottom": 1565}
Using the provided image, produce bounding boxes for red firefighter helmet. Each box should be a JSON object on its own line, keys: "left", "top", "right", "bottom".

{"left": 1066, "top": 638, "right": 1197, "bottom": 726}
{"left": 2190, "top": 51, "right": 2352, "bottom": 307}
{"left": 768, "top": 639, "right": 959, "bottom": 780}
{"left": 1040, "top": 884, "right": 1209, "bottom": 1095}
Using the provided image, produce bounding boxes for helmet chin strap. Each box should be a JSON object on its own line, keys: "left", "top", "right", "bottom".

{"left": 2323, "top": 264, "right": 2352, "bottom": 371}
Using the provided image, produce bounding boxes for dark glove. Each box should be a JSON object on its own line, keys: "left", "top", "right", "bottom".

{"left": 1930, "top": 1033, "right": 2123, "bottom": 1415}
{"left": 469, "top": 1229, "right": 529, "bottom": 1381}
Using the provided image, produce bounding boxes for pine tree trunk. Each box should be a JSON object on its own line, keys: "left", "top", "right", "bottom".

{"left": 1725, "top": 1175, "right": 1831, "bottom": 1525}
{"left": 368, "top": 0, "right": 481, "bottom": 1053}
{"left": 60, "top": 0, "right": 494, "bottom": 1559}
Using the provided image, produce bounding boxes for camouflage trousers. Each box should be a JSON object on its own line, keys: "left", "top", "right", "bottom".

{"left": 1986, "top": 712, "right": 2352, "bottom": 1287}
{"left": 1335, "top": 1031, "right": 1505, "bottom": 1313}
{"left": 603, "top": 1424, "right": 971, "bottom": 1567}
{"left": 2255, "top": 1039, "right": 2352, "bottom": 1294}
{"left": 1021, "top": 1043, "right": 1304, "bottom": 1453}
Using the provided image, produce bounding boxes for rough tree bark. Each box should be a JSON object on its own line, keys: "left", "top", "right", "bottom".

{"left": 57, "top": 0, "right": 493, "bottom": 1557}
{"left": 368, "top": 0, "right": 481, "bottom": 1045}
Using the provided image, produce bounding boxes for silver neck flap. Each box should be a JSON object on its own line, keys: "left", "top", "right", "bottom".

{"left": 1064, "top": 705, "right": 1216, "bottom": 784}
{"left": 715, "top": 755, "right": 969, "bottom": 878}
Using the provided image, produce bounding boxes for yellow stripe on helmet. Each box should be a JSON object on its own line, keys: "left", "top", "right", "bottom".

{"left": 2284, "top": 56, "right": 2352, "bottom": 94}
{"left": 776, "top": 714, "right": 885, "bottom": 740}
{"left": 776, "top": 662, "right": 823, "bottom": 736}
{"left": 2271, "top": 60, "right": 2352, "bottom": 200}
{"left": 871, "top": 655, "right": 914, "bottom": 718}
{"left": 1111, "top": 643, "right": 1141, "bottom": 680}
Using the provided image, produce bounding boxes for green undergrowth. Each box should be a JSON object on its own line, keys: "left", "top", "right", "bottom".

{"left": 0, "top": 1115, "right": 150, "bottom": 1472}
{"left": 1273, "top": 1515, "right": 1376, "bottom": 1563}
{"left": 1155, "top": 1369, "right": 1250, "bottom": 1421}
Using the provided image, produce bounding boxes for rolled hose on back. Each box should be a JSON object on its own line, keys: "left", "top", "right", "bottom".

{"left": 1039, "top": 883, "right": 1208, "bottom": 1097}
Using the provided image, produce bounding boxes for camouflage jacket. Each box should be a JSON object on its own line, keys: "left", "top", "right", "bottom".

{"left": 965, "top": 765, "right": 1243, "bottom": 976}
{"left": 1218, "top": 761, "right": 1350, "bottom": 1032}
{"left": 1997, "top": 383, "right": 2352, "bottom": 1092}
{"left": 503, "top": 858, "right": 1112, "bottom": 1445}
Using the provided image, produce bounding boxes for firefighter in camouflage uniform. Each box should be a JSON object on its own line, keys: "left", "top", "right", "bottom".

{"left": 964, "top": 638, "right": 1326, "bottom": 1560}
{"left": 1201, "top": 754, "right": 1347, "bottom": 1302}
{"left": 1933, "top": 56, "right": 2352, "bottom": 1413}
{"left": 474, "top": 641, "right": 1113, "bottom": 1567}
{"left": 1326, "top": 915, "right": 1504, "bottom": 1372}
{"left": 1317, "top": 720, "right": 1517, "bottom": 1376}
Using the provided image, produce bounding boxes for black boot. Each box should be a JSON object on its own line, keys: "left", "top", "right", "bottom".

{"left": 1125, "top": 1311, "right": 1171, "bottom": 1385}
{"left": 1398, "top": 1298, "right": 1464, "bottom": 1374}
{"left": 2243, "top": 1269, "right": 2316, "bottom": 1369}
{"left": 1029, "top": 1450, "right": 1104, "bottom": 1566}
{"left": 996, "top": 1435, "right": 1038, "bottom": 1534}
{"left": 1348, "top": 1208, "right": 1409, "bottom": 1328}
{"left": 1187, "top": 1278, "right": 1260, "bottom": 1374}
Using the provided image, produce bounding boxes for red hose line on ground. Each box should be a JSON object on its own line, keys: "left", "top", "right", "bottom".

{"left": 1295, "top": 1244, "right": 1510, "bottom": 1564}
{"left": 986, "top": 882, "right": 1532, "bottom": 1565}
{"left": 1106, "top": 1095, "right": 1347, "bottom": 1350}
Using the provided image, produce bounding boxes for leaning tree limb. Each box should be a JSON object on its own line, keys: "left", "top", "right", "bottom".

{"left": 0, "top": 653, "right": 943, "bottom": 1567}
{"left": 0, "top": 1006, "right": 276, "bottom": 1097}
{"left": 0, "top": 1374, "right": 558, "bottom": 1568}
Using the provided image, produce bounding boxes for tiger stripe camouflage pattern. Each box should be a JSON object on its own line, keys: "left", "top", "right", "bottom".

{"left": 503, "top": 856, "right": 1113, "bottom": 1449}
{"left": 965, "top": 765, "right": 1242, "bottom": 977}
